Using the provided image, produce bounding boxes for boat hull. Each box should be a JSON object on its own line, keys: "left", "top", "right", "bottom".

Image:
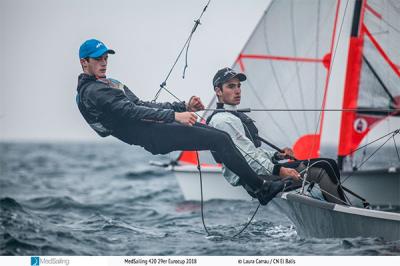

{"left": 172, "top": 165, "right": 251, "bottom": 201}
{"left": 272, "top": 193, "right": 400, "bottom": 240}
{"left": 172, "top": 165, "right": 400, "bottom": 207}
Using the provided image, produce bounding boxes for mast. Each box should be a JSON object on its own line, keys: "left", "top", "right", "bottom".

{"left": 337, "top": 0, "right": 366, "bottom": 170}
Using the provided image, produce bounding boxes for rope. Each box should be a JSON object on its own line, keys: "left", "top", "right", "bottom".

{"left": 341, "top": 129, "right": 400, "bottom": 184}
{"left": 202, "top": 108, "right": 400, "bottom": 112}
{"left": 152, "top": 0, "right": 211, "bottom": 102}
{"left": 195, "top": 151, "right": 261, "bottom": 238}
{"left": 347, "top": 128, "right": 400, "bottom": 155}
{"left": 196, "top": 151, "right": 212, "bottom": 236}
{"left": 393, "top": 133, "right": 400, "bottom": 162}
{"left": 182, "top": 1, "right": 210, "bottom": 78}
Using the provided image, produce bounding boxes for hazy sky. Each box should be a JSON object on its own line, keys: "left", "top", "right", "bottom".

{"left": 0, "top": 0, "right": 270, "bottom": 141}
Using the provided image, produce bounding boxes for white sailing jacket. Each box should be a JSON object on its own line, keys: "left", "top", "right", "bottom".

{"left": 208, "top": 104, "right": 278, "bottom": 186}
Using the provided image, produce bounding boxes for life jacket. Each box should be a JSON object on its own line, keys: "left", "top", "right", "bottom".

{"left": 206, "top": 103, "right": 262, "bottom": 147}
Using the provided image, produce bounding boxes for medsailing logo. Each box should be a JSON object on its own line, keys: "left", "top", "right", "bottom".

{"left": 30, "top": 257, "right": 70, "bottom": 266}
{"left": 31, "top": 257, "right": 40, "bottom": 266}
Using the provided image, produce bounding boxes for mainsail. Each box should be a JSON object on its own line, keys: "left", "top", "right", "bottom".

{"left": 233, "top": 0, "right": 340, "bottom": 160}
{"left": 177, "top": 0, "right": 400, "bottom": 172}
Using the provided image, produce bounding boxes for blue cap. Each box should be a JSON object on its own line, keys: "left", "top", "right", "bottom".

{"left": 79, "top": 39, "right": 115, "bottom": 59}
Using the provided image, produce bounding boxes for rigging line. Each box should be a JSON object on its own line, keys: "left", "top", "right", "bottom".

{"left": 341, "top": 130, "right": 399, "bottom": 184}
{"left": 203, "top": 108, "right": 400, "bottom": 112}
{"left": 393, "top": 133, "right": 400, "bottom": 162}
{"left": 315, "top": 0, "right": 322, "bottom": 128}
{"left": 196, "top": 151, "right": 262, "bottom": 238}
{"left": 196, "top": 151, "right": 212, "bottom": 236}
{"left": 152, "top": 0, "right": 211, "bottom": 102}
{"left": 262, "top": 15, "right": 302, "bottom": 137}
{"left": 348, "top": 128, "right": 400, "bottom": 154}
{"left": 231, "top": 203, "right": 261, "bottom": 238}
{"left": 158, "top": 84, "right": 206, "bottom": 121}
{"left": 183, "top": 0, "right": 211, "bottom": 79}
{"left": 355, "top": 138, "right": 368, "bottom": 170}
{"left": 290, "top": 1, "right": 309, "bottom": 132}
{"left": 182, "top": 34, "right": 194, "bottom": 79}
{"left": 363, "top": 55, "right": 397, "bottom": 103}
{"left": 244, "top": 77, "right": 293, "bottom": 144}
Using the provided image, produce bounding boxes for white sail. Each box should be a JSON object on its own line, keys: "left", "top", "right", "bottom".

{"left": 231, "top": 0, "right": 342, "bottom": 159}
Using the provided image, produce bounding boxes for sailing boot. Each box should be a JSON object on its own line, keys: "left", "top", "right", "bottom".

{"left": 259, "top": 174, "right": 296, "bottom": 192}
{"left": 254, "top": 179, "right": 286, "bottom": 205}
{"left": 240, "top": 175, "right": 292, "bottom": 204}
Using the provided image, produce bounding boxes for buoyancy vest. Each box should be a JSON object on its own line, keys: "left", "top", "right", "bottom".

{"left": 206, "top": 103, "right": 262, "bottom": 148}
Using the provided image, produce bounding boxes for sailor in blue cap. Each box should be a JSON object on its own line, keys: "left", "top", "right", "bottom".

{"left": 78, "top": 39, "right": 115, "bottom": 79}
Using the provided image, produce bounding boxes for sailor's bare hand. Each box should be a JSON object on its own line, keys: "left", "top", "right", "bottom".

{"left": 187, "top": 96, "right": 205, "bottom": 112}
{"left": 175, "top": 112, "right": 197, "bottom": 126}
{"left": 279, "top": 167, "right": 301, "bottom": 180}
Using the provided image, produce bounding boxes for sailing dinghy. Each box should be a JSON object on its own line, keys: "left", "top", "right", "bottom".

{"left": 166, "top": 0, "right": 400, "bottom": 239}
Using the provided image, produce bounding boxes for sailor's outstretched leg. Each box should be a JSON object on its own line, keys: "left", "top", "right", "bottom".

{"left": 112, "top": 121, "right": 284, "bottom": 205}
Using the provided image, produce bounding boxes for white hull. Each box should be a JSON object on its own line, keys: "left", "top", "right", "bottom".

{"left": 172, "top": 165, "right": 251, "bottom": 201}
{"left": 172, "top": 165, "right": 400, "bottom": 207}
{"left": 273, "top": 192, "right": 400, "bottom": 240}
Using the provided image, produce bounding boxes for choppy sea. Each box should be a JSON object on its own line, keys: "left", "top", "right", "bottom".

{"left": 1, "top": 142, "right": 399, "bottom": 256}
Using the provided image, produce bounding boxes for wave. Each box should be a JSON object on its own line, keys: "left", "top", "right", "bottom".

{"left": 0, "top": 197, "right": 25, "bottom": 211}
{"left": 21, "top": 196, "right": 115, "bottom": 213}
{"left": 122, "top": 169, "right": 167, "bottom": 179}
{"left": 0, "top": 233, "right": 41, "bottom": 255}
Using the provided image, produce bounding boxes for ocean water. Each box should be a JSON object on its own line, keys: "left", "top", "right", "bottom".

{"left": 0, "top": 142, "right": 399, "bottom": 256}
